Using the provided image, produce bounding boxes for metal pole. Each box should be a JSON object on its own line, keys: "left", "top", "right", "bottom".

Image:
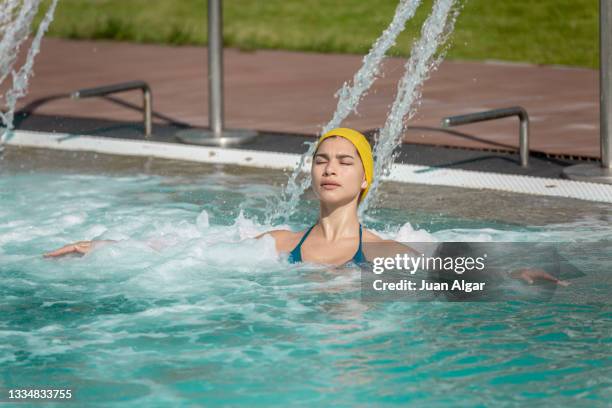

{"left": 208, "top": 0, "right": 224, "bottom": 137}
{"left": 601, "top": 0, "right": 612, "bottom": 168}
{"left": 176, "top": 0, "right": 257, "bottom": 146}
{"left": 562, "top": 0, "right": 612, "bottom": 182}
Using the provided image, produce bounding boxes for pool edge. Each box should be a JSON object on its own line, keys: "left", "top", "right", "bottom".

{"left": 5, "top": 129, "right": 612, "bottom": 204}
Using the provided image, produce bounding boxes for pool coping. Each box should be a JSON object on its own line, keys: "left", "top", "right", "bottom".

{"left": 5, "top": 129, "right": 612, "bottom": 204}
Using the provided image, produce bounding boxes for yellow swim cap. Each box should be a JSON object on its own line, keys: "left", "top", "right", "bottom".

{"left": 316, "top": 127, "right": 373, "bottom": 202}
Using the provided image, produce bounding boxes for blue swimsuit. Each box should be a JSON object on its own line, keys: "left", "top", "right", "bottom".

{"left": 288, "top": 223, "right": 367, "bottom": 265}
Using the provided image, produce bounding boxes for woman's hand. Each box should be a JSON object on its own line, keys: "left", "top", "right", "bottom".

{"left": 510, "top": 268, "right": 570, "bottom": 286}
{"left": 43, "top": 240, "right": 115, "bottom": 258}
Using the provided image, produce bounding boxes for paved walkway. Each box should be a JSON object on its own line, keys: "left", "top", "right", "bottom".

{"left": 9, "top": 38, "right": 600, "bottom": 158}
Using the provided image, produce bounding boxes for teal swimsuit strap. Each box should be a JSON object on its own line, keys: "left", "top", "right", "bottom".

{"left": 288, "top": 224, "right": 316, "bottom": 263}
{"left": 352, "top": 223, "right": 367, "bottom": 265}
{"left": 288, "top": 223, "right": 366, "bottom": 265}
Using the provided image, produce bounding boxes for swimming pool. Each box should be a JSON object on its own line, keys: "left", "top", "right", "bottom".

{"left": 1, "top": 147, "right": 610, "bottom": 406}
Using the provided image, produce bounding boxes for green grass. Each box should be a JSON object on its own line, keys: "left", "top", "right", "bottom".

{"left": 37, "top": 0, "right": 598, "bottom": 68}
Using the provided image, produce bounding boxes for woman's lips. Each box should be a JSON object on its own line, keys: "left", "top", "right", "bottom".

{"left": 321, "top": 181, "right": 341, "bottom": 190}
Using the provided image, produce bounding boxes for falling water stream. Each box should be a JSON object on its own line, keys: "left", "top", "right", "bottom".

{"left": 266, "top": 0, "right": 424, "bottom": 223}
{"left": 0, "top": 0, "right": 59, "bottom": 148}
{"left": 267, "top": 0, "right": 460, "bottom": 223}
{"left": 362, "top": 0, "right": 459, "bottom": 213}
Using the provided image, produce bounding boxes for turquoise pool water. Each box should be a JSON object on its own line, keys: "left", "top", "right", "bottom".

{"left": 1, "top": 168, "right": 611, "bottom": 406}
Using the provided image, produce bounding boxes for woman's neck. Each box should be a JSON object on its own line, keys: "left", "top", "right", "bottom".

{"left": 317, "top": 200, "right": 360, "bottom": 241}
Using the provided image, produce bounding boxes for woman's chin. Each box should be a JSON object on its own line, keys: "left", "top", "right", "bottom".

{"left": 318, "top": 190, "right": 358, "bottom": 206}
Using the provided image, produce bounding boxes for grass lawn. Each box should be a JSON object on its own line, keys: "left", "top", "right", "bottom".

{"left": 38, "top": 0, "right": 598, "bottom": 68}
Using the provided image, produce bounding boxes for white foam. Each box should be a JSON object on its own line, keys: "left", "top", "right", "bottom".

{"left": 196, "top": 209, "right": 209, "bottom": 229}
{"left": 394, "top": 222, "right": 437, "bottom": 242}
{"left": 60, "top": 213, "right": 86, "bottom": 226}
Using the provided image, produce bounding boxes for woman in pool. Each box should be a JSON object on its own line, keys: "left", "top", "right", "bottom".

{"left": 43, "top": 127, "right": 568, "bottom": 284}
{"left": 258, "top": 127, "right": 399, "bottom": 265}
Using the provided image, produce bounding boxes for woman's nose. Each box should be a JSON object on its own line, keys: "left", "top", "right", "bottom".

{"left": 323, "top": 160, "right": 338, "bottom": 175}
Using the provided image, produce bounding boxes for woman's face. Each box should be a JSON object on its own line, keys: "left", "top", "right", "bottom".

{"left": 311, "top": 136, "right": 367, "bottom": 206}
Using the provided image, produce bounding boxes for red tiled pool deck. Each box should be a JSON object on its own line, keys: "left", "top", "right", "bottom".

{"left": 12, "top": 38, "right": 601, "bottom": 158}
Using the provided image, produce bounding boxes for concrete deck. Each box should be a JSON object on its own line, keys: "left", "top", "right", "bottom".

{"left": 7, "top": 38, "right": 601, "bottom": 158}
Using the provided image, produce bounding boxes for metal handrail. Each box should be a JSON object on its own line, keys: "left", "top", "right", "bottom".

{"left": 441, "top": 106, "right": 530, "bottom": 167}
{"left": 71, "top": 80, "right": 152, "bottom": 138}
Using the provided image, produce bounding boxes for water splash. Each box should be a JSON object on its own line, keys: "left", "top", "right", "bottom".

{"left": 266, "top": 0, "right": 423, "bottom": 224}
{"left": 0, "top": 0, "right": 59, "bottom": 149}
{"left": 361, "top": 0, "right": 460, "bottom": 213}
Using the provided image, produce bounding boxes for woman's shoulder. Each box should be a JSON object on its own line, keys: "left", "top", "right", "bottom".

{"left": 362, "top": 228, "right": 391, "bottom": 243}
{"left": 362, "top": 228, "right": 419, "bottom": 255}
{"left": 258, "top": 229, "right": 304, "bottom": 252}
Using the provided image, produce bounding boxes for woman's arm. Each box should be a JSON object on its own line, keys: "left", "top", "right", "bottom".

{"left": 510, "top": 268, "right": 570, "bottom": 286}
{"left": 43, "top": 239, "right": 117, "bottom": 258}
